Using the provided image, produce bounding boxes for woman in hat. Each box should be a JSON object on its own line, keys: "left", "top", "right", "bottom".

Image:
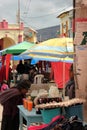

{"left": 65, "top": 64, "right": 75, "bottom": 99}
{"left": 0, "top": 79, "right": 31, "bottom": 130}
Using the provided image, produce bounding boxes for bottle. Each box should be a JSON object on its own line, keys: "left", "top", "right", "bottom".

{"left": 27, "top": 96, "right": 33, "bottom": 111}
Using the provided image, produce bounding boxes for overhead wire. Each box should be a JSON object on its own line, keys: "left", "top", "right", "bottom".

{"left": 23, "top": 0, "right": 29, "bottom": 13}
{"left": 20, "top": 18, "right": 40, "bottom": 29}
{"left": 22, "top": 0, "right": 31, "bottom": 22}
{"left": 21, "top": 1, "right": 72, "bottom": 30}
{"left": 23, "top": 0, "right": 31, "bottom": 13}
{"left": 21, "top": 4, "right": 72, "bottom": 19}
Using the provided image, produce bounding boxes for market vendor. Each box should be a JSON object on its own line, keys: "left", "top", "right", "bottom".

{"left": 65, "top": 64, "right": 75, "bottom": 99}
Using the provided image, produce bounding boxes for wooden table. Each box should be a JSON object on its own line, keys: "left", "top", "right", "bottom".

{"left": 17, "top": 105, "right": 43, "bottom": 130}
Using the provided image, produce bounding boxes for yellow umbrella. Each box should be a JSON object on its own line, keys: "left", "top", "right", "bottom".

{"left": 22, "top": 37, "right": 74, "bottom": 61}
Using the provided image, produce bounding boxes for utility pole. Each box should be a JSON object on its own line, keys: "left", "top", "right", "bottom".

{"left": 17, "top": 0, "right": 21, "bottom": 43}
{"left": 73, "top": 0, "right": 79, "bottom": 89}
{"left": 73, "top": 0, "right": 75, "bottom": 39}
{"left": 17, "top": 0, "right": 20, "bottom": 25}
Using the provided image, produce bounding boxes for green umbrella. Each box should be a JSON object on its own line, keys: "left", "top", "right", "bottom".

{"left": 2, "top": 41, "right": 35, "bottom": 55}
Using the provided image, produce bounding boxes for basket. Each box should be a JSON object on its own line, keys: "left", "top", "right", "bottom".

{"left": 64, "top": 104, "right": 83, "bottom": 120}
{"left": 40, "top": 107, "right": 61, "bottom": 124}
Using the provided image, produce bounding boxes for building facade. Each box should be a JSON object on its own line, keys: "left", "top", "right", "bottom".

{"left": 24, "top": 27, "right": 37, "bottom": 43}
{"left": 0, "top": 19, "right": 37, "bottom": 50}
{"left": 57, "top": 7, "right": 73, "bottom": 38}
{"left": 0, "top": 19, "right": 24, "bottom": 50}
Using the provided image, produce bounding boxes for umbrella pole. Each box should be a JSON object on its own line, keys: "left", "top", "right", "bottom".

{"left": 62, "top": 61, "right": 65, "bottom": 99}
{"left": 12, "top": 58, "right": 16, "bottom": 84}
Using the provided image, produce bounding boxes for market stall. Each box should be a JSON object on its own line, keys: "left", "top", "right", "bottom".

{"left": 17, "top": 97, "right": 86, "bottom": 130}
{"left": 0, "top": 41, "right": 35, "bottom": 82}
{"left": 21, "top": 37, "right": 74, "bottom": 89}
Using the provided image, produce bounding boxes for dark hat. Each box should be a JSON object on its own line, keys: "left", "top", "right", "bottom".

{"left": 17, "top": 80, "right": 31, "bottom": 90}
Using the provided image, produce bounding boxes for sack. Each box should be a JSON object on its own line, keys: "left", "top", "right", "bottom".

{"left": 61, "top": 116, "right": 84, "bottom": 130}
{"left": 28, "top": 115, "right": 84, "bottom": 130}
{"left": 84, "top": 125, "right": 87, "bottom": 130}
{"left": 28, "top": 115, "right": 65, "bottom": 130}
{"left": 28, "top": 124, "right": 48, "bottom": 130}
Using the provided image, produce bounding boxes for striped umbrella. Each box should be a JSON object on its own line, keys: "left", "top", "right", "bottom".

{"left": 21, "top": 38, "right": 74, "bottom": 89}
{"left": 22, "top": 37, "right": 74, "bottom": 62}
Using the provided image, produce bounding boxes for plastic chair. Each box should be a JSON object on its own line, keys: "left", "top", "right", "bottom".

{"left": 34, "top": 74, "right": 44, "bottom": 84}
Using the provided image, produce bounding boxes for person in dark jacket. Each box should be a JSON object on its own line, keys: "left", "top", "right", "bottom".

{"left": 0, "top": 79, "right": 31, "bottom": 130}
{"left": 16, "top": 60, "right": 25, "bottom": 74}
{"left": 65, "top": 64, "right": 75, "bottom": 99}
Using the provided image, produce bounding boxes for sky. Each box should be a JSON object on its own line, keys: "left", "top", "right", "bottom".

{"left": 0, "top": 0, "right": 73, "bottom": 30}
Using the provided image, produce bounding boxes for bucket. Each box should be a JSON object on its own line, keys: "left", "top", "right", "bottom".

{"left": 41, "top": 107, "right": 61, "bottom": 124}
{"left": 64, "top": 104, "right": 83, "bottom": 120}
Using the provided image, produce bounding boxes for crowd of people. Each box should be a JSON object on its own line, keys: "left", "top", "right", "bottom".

{"left": 0, "top": 59, "right": 48, "bottom": 130}
{"left": 16, "top": 60, "right": 38, "bottom": 83}
{"left": 0, "top": 59, "right": 39, "bottom": 94}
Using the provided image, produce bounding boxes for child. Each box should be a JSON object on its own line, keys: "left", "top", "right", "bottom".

{"left": 1, "top": 80, "right": 9, "bottom": 92}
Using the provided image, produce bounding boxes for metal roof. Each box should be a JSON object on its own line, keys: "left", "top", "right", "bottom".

{"left": 57, "top": 6, "right": 73, "bottom": 18}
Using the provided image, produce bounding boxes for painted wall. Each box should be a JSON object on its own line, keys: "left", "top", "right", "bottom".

{"left": 74, "top": 0, "right": 87, "bottom": 121}
{"left": 74, "top": 0, "right": 87, "bottom": 96}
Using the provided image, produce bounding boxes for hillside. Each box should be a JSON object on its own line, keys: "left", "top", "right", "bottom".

{"left": 36, "top": 25, "right": 60, "bottom": 42}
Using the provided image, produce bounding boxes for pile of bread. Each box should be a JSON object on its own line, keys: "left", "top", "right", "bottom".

{"left": 35, "top": 98, "right": 86, "bottom": 109}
